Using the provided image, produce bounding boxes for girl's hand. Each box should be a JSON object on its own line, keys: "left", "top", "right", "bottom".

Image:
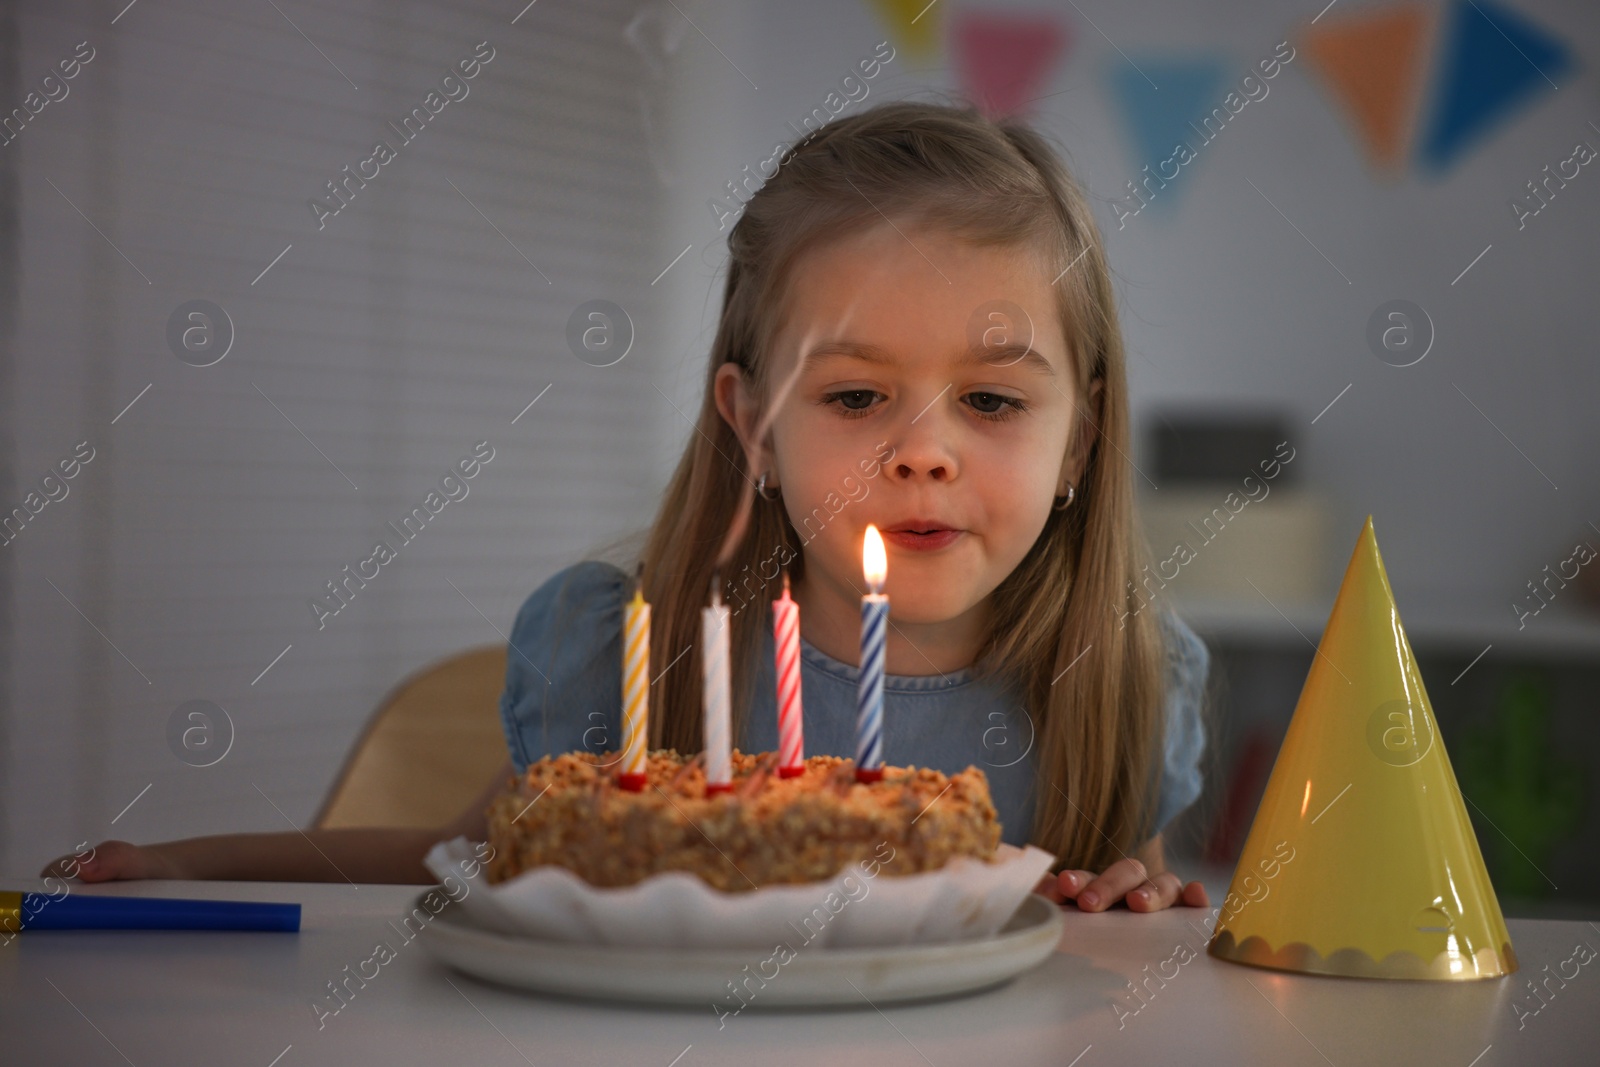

{"left": 1033, "top": 857, "right": 1209, "bottom": 913}
{"left": 39, "top": 840, "right": 185, "bottom": 882}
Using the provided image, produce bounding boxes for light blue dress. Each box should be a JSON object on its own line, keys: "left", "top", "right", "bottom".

{"left": 498, "top": 561, "right": 1210, "bottom": 848}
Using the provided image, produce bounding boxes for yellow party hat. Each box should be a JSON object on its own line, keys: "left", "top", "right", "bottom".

{"left": 1208, "top": 516, "right": 1516, "bottom": 980}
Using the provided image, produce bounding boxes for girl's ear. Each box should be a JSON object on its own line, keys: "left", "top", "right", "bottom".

{"left": 1059, "top": 376, "right": 1104, "bottom": 494}
{"left": 713, "top": 362, "right": 770, "bottom": 477}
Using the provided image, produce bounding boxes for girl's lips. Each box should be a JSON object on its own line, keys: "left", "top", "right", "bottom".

{"left": 881, "top": 528, "right": 963, "bottom": 552}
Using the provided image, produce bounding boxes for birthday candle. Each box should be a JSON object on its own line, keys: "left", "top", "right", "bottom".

{"left": 619, "top": 574, "right": 650, "bottom": 791}
{"left": 773, "top": 571, "right": 804, "bottom": 778}
{"left": 703, "top": 581, "right": 733, "bottom": 796}
{"left": 856, "top": 524, "right": 888, "bottom": 783}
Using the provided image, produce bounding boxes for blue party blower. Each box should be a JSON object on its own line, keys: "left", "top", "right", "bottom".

{"left": 1, "top": 890, "right": 300, "bottom": 933}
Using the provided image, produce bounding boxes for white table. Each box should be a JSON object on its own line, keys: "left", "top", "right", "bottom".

{"left": 3, "top": 877, "right": 1596, "bottom": 1065}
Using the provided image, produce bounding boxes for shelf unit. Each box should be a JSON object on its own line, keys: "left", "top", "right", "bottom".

{"left": 1172, "top": 595, "right": 1600, "bottom": 661}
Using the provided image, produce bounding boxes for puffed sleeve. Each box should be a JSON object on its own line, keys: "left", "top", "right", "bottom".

{"left": 498, "top": 560, "right": 629, "bottom": 774}
{"left": 1149, "top": 610, "right": 1211, "bottom": 838}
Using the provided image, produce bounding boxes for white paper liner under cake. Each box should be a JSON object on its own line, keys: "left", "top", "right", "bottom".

{"left": 424, "top": 836, "right": 1056, "bottom": 949}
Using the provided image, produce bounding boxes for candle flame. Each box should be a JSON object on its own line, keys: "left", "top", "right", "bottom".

{"left": 863, "top": 524, "right": 887, "bottom": 592}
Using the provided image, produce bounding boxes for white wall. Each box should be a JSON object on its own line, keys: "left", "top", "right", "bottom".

{"left": 647, "top": 0, "right": 1600, "bottom": 629}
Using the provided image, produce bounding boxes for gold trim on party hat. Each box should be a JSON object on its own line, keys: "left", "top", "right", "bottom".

{"left": 1207, "top": 516, "right": 1516, "bottom": 981}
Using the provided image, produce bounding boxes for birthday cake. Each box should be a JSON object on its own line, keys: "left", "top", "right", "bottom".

{"left": 483, "top": 749, "right": 1002, "bottom": 892}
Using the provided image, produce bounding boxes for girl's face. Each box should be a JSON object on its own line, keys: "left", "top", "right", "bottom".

{"left": 725, "top": 219, "right": 1097, "bottom": 632}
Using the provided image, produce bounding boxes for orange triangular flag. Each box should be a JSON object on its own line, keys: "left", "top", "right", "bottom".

{"left": 1301, "top": 6, "right": 1429, "bottom": 170}
{"left": 1208, "top": 516, "right": 1516, "bottom": 980}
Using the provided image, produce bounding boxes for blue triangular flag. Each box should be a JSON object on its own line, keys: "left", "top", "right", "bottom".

{"left": 1106, "top": 57, "right": 1229, "bottom": 215}
{"left": 1418, "top": 0, "right": 1575, "bottom": 172}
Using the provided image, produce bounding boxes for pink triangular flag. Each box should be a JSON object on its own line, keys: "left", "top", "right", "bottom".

{"left": 954, "top": 12, "right": 1071, "bottom": 120}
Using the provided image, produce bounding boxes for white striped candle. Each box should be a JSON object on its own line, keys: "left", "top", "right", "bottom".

{"left": 703, "top": 582, "right": 733, "bottom": 796}
{"left": 856, "top": 524, "right": 888, "bottom": 783}
{"left": 773, "top": 571, "right": 804, "bottom": 778}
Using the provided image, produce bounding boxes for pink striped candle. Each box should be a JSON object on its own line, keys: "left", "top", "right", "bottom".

{"left": 773, "top": 571, "right": 804, "bottom": 778}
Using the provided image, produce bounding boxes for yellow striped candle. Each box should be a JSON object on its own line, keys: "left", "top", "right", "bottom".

{"left": 619, "top": 578, "right": 650, "bottom": 791}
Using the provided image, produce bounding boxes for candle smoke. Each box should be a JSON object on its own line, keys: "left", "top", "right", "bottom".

{"left": 712, "top": 293, "right": 869, "bottom": 572}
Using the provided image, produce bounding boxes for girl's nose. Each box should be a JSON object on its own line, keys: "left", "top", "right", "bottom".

{"left": 893, "top": 456, "right": 950, "bottom": 481}
{"left": 890, "top": 394, "right": 960, "bottom": 482}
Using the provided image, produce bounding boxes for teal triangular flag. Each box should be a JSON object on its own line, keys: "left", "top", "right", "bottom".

{"left": 1106, "top": 57, "right": 1229, "bottom": 215}
{"left": 1418, "top": 0, "right": 1575, "bottom": 172}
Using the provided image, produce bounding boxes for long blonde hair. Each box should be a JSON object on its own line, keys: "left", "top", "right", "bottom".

{"left": 638, "top": 101, "right": 1166, "bottom": 871}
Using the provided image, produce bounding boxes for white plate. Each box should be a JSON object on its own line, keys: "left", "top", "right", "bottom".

{"left": 425, "top": 837, "right": 1058, "bottom": 950}
{"left": 417, "top": 891, "right": 1064, "bottom": 1008}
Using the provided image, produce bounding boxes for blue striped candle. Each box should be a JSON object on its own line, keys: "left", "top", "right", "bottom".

{"left": 856, "top": 524, "right": 888, "bottom": 783}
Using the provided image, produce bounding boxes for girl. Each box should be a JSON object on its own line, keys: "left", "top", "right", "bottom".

{"left": 47, "top": 101, "right": 1210, "bottom": 914}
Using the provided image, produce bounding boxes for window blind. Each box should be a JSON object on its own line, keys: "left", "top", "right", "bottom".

{"left": 2, "top": 0, "right": 667, "bottom": 871}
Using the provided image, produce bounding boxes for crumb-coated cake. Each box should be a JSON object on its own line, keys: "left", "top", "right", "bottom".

{"left": 483, "top": 749, "right": 1002, "bottom": 892}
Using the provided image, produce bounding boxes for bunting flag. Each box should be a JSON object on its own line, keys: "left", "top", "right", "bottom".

{"left": 1418, "top": 0, "right": 1575, "bottom": 172}
{"left": 1105, "top": 56, "right": 1228, "bottom": 213}
{"left": 867, "top": 0, "right": 942, "bottom": 60}
{"left": 952, "top": 12, "right": 1071, "bottom": 120}
{"left": 1301, "top": 5, "right": 1429, "bottom": 171}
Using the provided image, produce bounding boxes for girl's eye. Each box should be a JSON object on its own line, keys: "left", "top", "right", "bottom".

{"left": 823, "top": 389, "right": 882, "bottom": 417}
{"left": 963, "top": 391, "right": 1027, "bottom": 421}
{"left": 821, "top": 389, "right": 1026, "bottom": 420}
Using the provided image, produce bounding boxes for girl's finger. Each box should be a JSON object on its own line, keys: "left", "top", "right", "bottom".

{"left": 1076, "top": 857, "right": 1151, "bottom": 912}
{"left": 1055, "top": 869, "right": 1098, "bottom": 901}
{"left": 1126, "top": 871, "right": 1183, "bottom": 912}
{"left": 1034, "top": 874, "right": 1066, "bottom": 903}
{"left": 71, "top": 849, "right": 125, "bottom": 882}
{"left": 1180, "top": 880, "right": 1210, "bottom": 908}
{"left": 40, "top": 840, "right": 131, "bottom": 882}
